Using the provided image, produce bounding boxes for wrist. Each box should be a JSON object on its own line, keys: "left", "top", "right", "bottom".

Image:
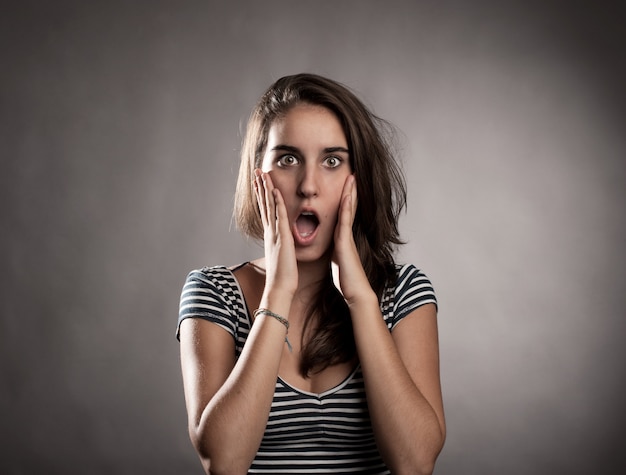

{"left": 264, "top": 276, "right": 297, "bottom": 300}
{"left": 259, "top": 289, "right": 294, "bottom": 319}
{"left": 254, "top": 308, "right": 293, "bottom": 352}
{"left": 346, "top": 288, "right": 378, "bottom": 310}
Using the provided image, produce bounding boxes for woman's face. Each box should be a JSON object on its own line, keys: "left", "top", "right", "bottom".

{"left": 260, "top": 103, "right": 352, "bottom": 262}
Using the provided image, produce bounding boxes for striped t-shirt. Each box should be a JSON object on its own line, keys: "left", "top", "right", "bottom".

{"left": 177, "top": 263, "right": 437, "bottom": 474}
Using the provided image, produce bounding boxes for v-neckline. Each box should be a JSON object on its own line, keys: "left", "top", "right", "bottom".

{"left": 225, "top": 263, "right": 360, "bottom": 398}
{"left": 277, "top": 365, "right": 361, "bottom": 399}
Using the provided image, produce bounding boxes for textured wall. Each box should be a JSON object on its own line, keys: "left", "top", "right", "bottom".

{"left": 1, "top": 1, "right": 624, "bottom": 473}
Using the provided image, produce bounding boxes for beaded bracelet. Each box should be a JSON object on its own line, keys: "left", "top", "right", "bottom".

{"left": 254, "top": 308, "right": 293, "bottom": 352}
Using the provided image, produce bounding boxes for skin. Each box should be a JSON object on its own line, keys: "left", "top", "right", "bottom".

{"left": 179, "top": 103, "right": 446, "bottom": 474}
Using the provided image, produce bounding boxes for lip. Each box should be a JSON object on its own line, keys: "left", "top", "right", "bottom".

{"left": 292, "top": 207, "right": 320, "bottom": 246}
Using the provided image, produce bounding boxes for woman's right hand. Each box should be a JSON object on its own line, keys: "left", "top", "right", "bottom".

{"left": 254, "top": 169, "right": 298, "bottom": 299}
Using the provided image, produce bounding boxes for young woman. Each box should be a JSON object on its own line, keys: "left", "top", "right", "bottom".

{"left": 177, "top": 73, "right": 445, "bottom": 474}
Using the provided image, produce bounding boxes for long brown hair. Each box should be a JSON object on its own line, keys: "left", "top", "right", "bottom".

{"left": 234, "top": 73, "right": 407, "bottom": 376}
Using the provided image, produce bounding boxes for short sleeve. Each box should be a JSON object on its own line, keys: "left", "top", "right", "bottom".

{"left": 176, "top": 266, "right": 244, "bottom": 341}
{"left": 391, "top": 264, "right": 438, "bottom": 329}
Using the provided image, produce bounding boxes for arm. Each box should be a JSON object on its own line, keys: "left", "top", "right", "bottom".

{"left": 179, "top": 303, "right": 292, "bottom": 474}
{"left": 179, "top": 171, "right": 297, "bottom": 474}
{"left": 332, "top": 176, "right": 445, "bottom": 474}
{"left": 350, "top": 300, "right": 445, "bottom": 475}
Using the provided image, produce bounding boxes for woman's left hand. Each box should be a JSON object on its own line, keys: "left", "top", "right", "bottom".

{"left": 332, "top": 175, "right": 375, "bottom": 306}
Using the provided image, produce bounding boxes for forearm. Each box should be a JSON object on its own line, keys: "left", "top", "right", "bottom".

{"left": 350, "top": 296, "right": 445, "bottom": 474}
{"left": 193, "top": 294, "right": 292, "bottom": 473}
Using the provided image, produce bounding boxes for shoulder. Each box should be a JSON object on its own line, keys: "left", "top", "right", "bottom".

{"left": 384, "top": 263, "right": 437, "bottom": 326}
{"left": 185, "top": 264, "right": 235, "bottom": 284}
{"left": 181, "top": 264, "right": 249, "bottom": 311}
{"left": 177, "top": 264, "right": 249, "bottom": 339}
{"left": 393, "top": 264, "right": 436, "bottom": 299}
{"left": 180, "top": 265, "right": 236, "bottom": 309}
{"left": 182, "top": 264, "right": 248, "bottom": 294}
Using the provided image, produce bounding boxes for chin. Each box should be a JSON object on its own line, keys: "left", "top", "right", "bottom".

{"left": 295, "top": 246, "right": 332, "bottom": 264}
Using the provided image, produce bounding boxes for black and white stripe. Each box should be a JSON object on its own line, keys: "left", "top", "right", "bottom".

{"left": 177, "top": 263, "right": 437, "bottom": 473}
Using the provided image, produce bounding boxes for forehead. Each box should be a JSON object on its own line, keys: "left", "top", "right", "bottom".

{"left": 266, "top": 104, "right": 347, "bottom": 147}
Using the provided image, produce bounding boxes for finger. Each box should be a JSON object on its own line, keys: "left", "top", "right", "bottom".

{"left": 343, "top": 193, "right": 354, "bottom": 230}
{"left": 350, "top": 175, "right": 358, "bottom": 222}
{"left": 339, "top": 175, "right": 356, "bottom": 229}
{"left": 254, "top": 172, "right": 269, "bottom": 228}
{"left": 337, "top": 190, "right": 353, "bottom": 237}
{"left": 262, "top": 172, "right": 277, "bottom": 231}
{"left": 273, "top": 187, "right": 291, "bottom": 238}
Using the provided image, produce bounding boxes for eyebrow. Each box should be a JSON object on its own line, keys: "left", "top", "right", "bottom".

{"left": 270, "top": 144, "right": 350, "bottom": 154}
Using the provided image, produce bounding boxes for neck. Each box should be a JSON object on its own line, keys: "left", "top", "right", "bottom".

{"left": 249, "top": 253, "right": 332, "bottom": 303}
{"left": 298, "top": 252, "right": 330, "bottom": 282}
{"left": 292, "top": 257, "right": 330, "bottom": 300}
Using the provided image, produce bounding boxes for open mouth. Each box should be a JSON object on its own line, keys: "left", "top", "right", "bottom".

{"left": 295, "top": 211, "right": 319, "bottom": 238}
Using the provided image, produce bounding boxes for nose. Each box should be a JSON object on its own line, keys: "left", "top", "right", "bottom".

{"left": 296, "top": 164, "right": 319, "bottom": 198}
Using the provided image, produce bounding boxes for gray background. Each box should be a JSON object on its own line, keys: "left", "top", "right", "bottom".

{"left": 2, "top": 1, "right": 624, "bottom": 473}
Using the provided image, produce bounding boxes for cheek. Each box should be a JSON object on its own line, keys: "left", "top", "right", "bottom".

{"left": 323, "top": 191, "right": 344, "bottom": 222}
{"left": 268, "top": 172, "right": 290, "bottom": 196}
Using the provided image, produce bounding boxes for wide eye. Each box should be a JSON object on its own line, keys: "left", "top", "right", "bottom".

{"left": 323, "top": 156, "right": 342, "bottom": 168}
{"left": 277, "top": 154, "right": 299, "bottom": 167}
